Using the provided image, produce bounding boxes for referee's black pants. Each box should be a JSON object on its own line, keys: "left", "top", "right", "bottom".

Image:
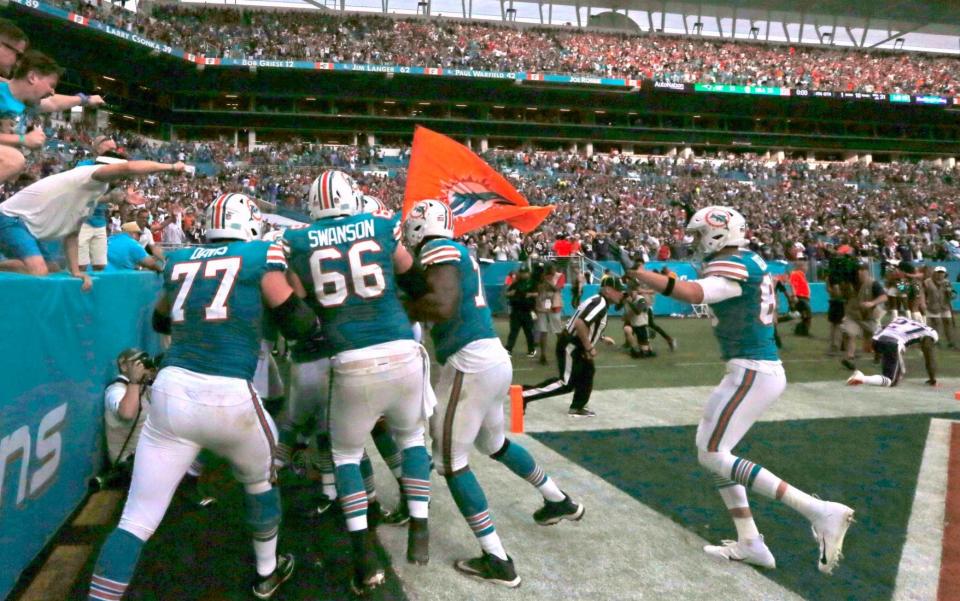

{"left": 521, "top": 337, "right": 595, "bottom": 410}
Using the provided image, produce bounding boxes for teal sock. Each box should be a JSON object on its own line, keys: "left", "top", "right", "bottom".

{"left": 490, "top": 439, "right": 564, "bottom": 502}
{"left": 372, "top": 425, "right": 403, "bottom": 479}
{"left": 336, "top": 463, "right": 368, "bottom": 532}
{"left": 89, "top": 528, "right": 144, "bottom": 600}
{"left": 400, "top": 446, "right": 431, "bottom": 519}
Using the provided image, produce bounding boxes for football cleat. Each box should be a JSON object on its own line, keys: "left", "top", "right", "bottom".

{"left": 453, "top": 552, "right": 521, "bottom": 588}
{"left": 350, "top": 555, "right": 385, "bottom": 596}
{"left": 668, "top": 338, "right": 678, "bottom": 352}
{"left": 846, "top": 370, "right": 865, "bottom": 386}
{"left": 252, "top": 553, "right": 295, "bottom": 599}
{"left": 381, "top": 501, "right": 411, "bottom": 527}
{"left": 703, "top": 537, "right": 776, "bottom": 569}
{"left": 840, "top": 359, "right": 856, "bottom": 371}
{"left": 567, "top": 408, "right": 596, "bottom": 418}
{"left": 315, "top": 495, "right": 336, "bottom": 517}
{"left": 810, "top": 501, "right": 855, "bottom": 575}
{"left": 407, "top": 517, "right": 429, "bottom": 565}
{"left": 526, "top": 349, "right": 538, "bottom": 359}
{"left": 533, "top": 494, "right": 585, "bottom": 526}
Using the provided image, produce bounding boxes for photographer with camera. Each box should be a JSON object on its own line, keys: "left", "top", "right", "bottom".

{"left": 103, "top": 348, "right": 154, "bottom": 473}
{"left": 100, "top": 349, "right": 214, "bottom": 506}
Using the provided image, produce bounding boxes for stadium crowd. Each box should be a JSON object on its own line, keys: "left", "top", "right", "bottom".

{"left": 5, "top": 126, "right": 960, "bottom": 272}
{"left": 50, "top": 1, "right": 960, "bottom": 95}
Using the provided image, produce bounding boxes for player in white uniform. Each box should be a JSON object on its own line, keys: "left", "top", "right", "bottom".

{"left": 626, "top": 206, "right": 854, "bottom": 574}
{"left": 847, "top": 317, "right": 938, "bottom": 387}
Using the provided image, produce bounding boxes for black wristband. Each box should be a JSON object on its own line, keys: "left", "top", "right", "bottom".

{"left": 662, "top": 275, "right": 677, "bottom": 297}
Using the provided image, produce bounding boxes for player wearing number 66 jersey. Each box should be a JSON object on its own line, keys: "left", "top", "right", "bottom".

{"left": 626, "top": 206, "right": 854, "bottom": 576}
{"left": 403, "top": 199, "right": 583, "bottom": 589}
{"left": 283, "top": 170, "right": 432, "bottom": 594}
{"left": 88, "top": 193, "right": 325, "bottom": 601}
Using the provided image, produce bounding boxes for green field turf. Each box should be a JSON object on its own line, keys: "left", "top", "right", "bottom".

{"left": 491, "top": 315, "right": 960, "bottom": 389}
{"left": 532, "top": 412, "right": 960, "bottom": 601}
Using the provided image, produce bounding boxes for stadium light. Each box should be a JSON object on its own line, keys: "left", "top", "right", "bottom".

{"left": 455, "top": 104, "right": 467, "bottom": 108}
{"left": 102, "top": 75, "right": 116, "bottom": 81}
{"left": 384, "top": 100, "right": 396, "bottom": 104}
{"left": 493, "top": 105, "right": 505, "bottom": 109}
{"left": 559, "top": 108, "right": 570, "bottom": 112}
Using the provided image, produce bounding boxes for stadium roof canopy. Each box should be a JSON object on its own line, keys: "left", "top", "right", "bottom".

{"left": 179, "top": 0, "right": 960, "bottom": 53}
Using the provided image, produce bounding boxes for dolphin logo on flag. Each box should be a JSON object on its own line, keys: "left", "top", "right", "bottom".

{"left": 403, "top": 126, "right": 554, "bottom": 237}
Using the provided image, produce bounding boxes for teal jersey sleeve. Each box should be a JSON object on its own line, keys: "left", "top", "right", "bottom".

{"left": 701, "top": 250, "right": 779, "bottom": 362}
{"left": 417, "top": 239, "right": 497, "bottom": 364}
{"left": 160, "top": 240, "right": 286, "bottom": 379}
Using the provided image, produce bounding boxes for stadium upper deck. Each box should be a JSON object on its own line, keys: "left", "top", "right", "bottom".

{"left": 10, "top": 0, "right": 960, "bottom": 157}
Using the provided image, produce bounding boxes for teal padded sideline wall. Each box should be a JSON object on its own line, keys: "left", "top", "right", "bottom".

{"left": 0, "top": 272, "right": 161, "bottom": 600}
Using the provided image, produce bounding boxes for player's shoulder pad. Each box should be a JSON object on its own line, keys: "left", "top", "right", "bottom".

{"left": 244, "top": 239, "right": 287, "bottom": 271}
{"left": 420, "top": 238, "right": 462, "bottom": 267}
{"left": 368, "top": 212, "right": 401, "bottom": 242}
{"left": 702, "top": 252, "right": 749, "bottom": 282}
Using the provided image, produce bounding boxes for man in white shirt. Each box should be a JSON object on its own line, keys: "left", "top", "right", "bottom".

{"left": 0, "top": 158, "right": 186, "bottom": 290}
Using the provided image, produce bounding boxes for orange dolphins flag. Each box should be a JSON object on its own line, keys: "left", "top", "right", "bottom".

{"left": 403, "top": 126, "right": 554, "bottom": 236}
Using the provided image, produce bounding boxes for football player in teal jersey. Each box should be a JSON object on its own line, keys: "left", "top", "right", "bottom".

{"left": 88, "top": 193, "right": 325, "bottom": 601}
{"left": 283, "top": 171, "right": 432, "bottom": 594}
{"left": 403, "top": 200, "right": 584, "bottom": 588}
{"left": 626, "top": 206, "right": 854, "bottom": 575}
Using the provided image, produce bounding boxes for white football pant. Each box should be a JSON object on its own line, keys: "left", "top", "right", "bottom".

{"left": 117, "top": 366, "right": 277, "bottom": 541}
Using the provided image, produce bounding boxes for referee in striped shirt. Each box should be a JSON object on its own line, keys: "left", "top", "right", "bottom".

{"left": 522, "top": 276, "right": 626, "bottom": 417}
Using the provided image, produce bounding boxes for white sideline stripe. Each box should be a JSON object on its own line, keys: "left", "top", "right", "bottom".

{"left": 892, "top": 418, "right": 954, "bottom": 601}
{"left": 519, "top": 379, "right": 960, "bottom": 433}
{"left": 370, "top": 437, "right": 805, "bottom": 601}
{"left": 511, "top": 358, "right": 831, "bottom": 372}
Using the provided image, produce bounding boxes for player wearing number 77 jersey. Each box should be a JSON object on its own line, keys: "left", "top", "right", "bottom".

{"left": 403, "top": 199, "right": 584, "bottom": 589}
{"left": 283, "top": 170, "right": 433, "bottom": 595}
{"left": 88, "top": 193, "right": 325, "bottom": 601}
{"left": 626, "top": 206, "right": 854, "bottom": 575}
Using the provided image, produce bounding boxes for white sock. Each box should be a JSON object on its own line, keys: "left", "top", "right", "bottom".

{"left": 718, "top": 485, "right": 759, "bottom": 541}
{"left": 408, "top": 499, "right": 429, "bottom": 519}
{"left": 321, "top": 475, "right": 337, "bottom": 500}
{"left": 478, "top": 532, "right": 508, "bottom": 560}
{"left": 863, "top": 374, "right": 892, "bottom": 386}
{"left": 254, "top": 535, "right": 278, "bottom": 576}
{"left": 733, "top": 515, "right": 760, "bottom": 541}
{"left": 780, "top": 485, "right": 822, "bottom": 522}
{"left": 537, "top": 477, "right": 565, "bottom": 503}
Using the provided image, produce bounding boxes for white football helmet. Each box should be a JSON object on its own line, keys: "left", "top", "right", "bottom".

{"left": 686, "top": 206, "right": 747, "bottom": 254}
{"left": 205, "top": 192, "right": 263, "bottom": 242}
{"left": 360, "top": 194, "right": 393, "bottom": 217}
{"left": 308, "top": 170, "right": 362, "bottom": 220}
{"left": 404, "top": 199, "right": 454, "bottom": 248}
